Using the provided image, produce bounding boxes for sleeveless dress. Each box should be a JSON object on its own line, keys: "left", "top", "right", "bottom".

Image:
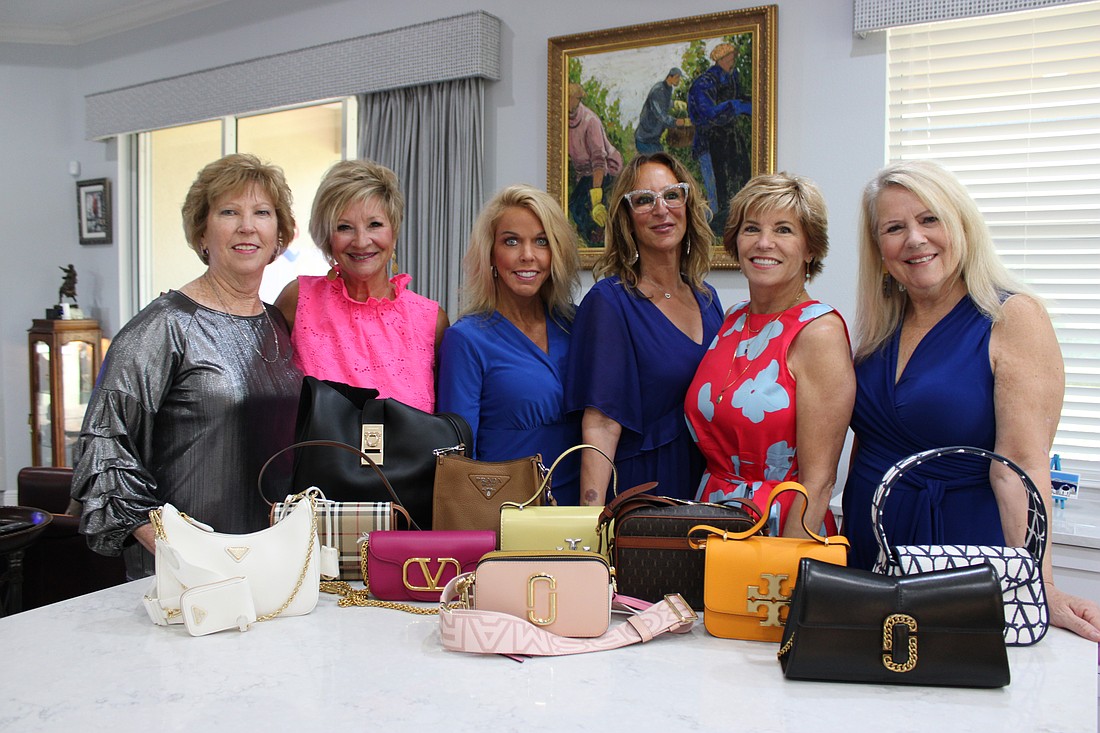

{"left": 685, "top": 299, "right": 844, "bottom": 532}
{"left": 842, "top": 295, "right": 1006, "bottom": 570}
{"left": 292, "top": 273, "right": 439, "bottom": 412}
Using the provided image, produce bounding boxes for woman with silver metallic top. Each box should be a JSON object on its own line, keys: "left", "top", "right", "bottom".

{"left": 72, "top": 153, "right": 304, "bottom": 580}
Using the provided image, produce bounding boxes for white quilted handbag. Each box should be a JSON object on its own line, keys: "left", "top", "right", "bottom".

{"left": 871, "top": 445, "right": 1049, "bottom": 646}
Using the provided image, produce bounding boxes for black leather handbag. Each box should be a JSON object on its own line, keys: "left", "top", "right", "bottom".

{"left": 596, "top": 483, "right": 762, "bottom": 610}
{"left": 778, "top": 558, "right": 1010, "bottom": 688}
{"left": 284, "top": 376, "right": 472, "bottom": 529}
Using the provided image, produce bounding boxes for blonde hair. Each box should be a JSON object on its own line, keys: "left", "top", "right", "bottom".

{"left": 181, "top": 153, "right": 295, "bottom": 264}
{"left": 460, "top": 184, "right": 580, "bottom": 323}
{"left": 309, "top": 159, "right": 404, "bottom": 263}
{"left": 724, "top": 172, "right": 828, "bottom": 279}
{"left": 855, "top": 159, "right": 1032, "bottom": 360}
{"left": 594, "top": 152, "right": 714, "bottom": 299}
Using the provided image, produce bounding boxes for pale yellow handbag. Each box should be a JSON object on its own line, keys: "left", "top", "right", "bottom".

{"left": 689, "top": 481, "right": 849, "bottom": 642}
{"left": 498, "top": 444, "right": 616, "bottom": 557}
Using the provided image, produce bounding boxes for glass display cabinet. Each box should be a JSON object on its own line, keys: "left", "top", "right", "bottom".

{"left": 28, "top": 319, "right": 103, "bottom": 467}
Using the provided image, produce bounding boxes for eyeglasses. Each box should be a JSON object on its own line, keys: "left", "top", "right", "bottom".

{"left": 622, "top": 183, "right": 690, "bottom": 213}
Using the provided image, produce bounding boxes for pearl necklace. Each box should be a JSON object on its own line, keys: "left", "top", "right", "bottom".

{"left": 207, "top": 277, "right": 281, "bottom": 364}
{"left": 716, "top": 289, "right": 806, "bottom": 404}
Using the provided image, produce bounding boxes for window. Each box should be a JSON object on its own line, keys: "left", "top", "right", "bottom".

{"left": 887, "top": 2, "right": 1100, "bottom": 484}
{"left": 137, "top": 99, "right": 355, "bottom": 307}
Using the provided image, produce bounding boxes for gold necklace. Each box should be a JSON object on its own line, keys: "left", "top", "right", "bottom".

{"left": 716, "top": 290, "right": 806, "bottom": 404}
{"left": 207, "top": 277, "right": 281, "bottom": 364}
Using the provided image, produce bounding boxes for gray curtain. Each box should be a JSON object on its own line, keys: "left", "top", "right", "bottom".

{"left": 358, "top": 78, "right": 484, "bottom": 318}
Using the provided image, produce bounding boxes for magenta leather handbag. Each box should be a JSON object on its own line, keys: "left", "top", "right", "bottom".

{"left": 365, "top": 530, "right": 496, "bottom": 602}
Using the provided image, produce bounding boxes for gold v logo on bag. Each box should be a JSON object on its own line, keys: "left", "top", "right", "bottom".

{"left": 225, "top": 546, "right": 251, "bottom": 562}
{"left": 746, "top": 573, "right": 791, "bottom": 627}
{"left": 191, "top": 606, "right": 207, "bottom": 626}
{"left": 526, "top": 573, "right": 558, "bottom": 626}
{"left": 402, "top": 557, "right": 460, "bottom": 592}
{"left": 361, "top": 424, "right": 384, "bottom": 465}
{"left": 467, "top": 474, "right": 510, "bottom": 499}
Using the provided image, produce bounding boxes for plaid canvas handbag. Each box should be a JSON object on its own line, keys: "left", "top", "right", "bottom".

{"left": 261, "top": 440, "right": 413, "bottom": 581}
{"left": 871, "top": 445, "right": 1049, "bottom": 646}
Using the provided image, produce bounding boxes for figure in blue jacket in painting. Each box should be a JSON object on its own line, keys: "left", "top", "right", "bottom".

{"left": 635, "top": 67, "right": 688, "bottom": 154}
{"left": 688, "top": 41, "right": 752, "bottom": 234}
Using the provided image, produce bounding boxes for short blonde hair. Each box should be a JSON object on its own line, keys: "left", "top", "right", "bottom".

{"left": 723, "top": 172, "right": 829, "bottom": 280}
{"left": 594, "top": 152, "right": 714, "bottom": 299}
{"left": 855, "top": 159, "right": 1032, "bottom": 360}
{"left": 181, "top": 153, "right": 295, "bottom": 264}
{"left": 310, "top": 160, "right": 404, "bottom": 262}
{"left": 461, "top": 184, "right": 580, "bottom": 322}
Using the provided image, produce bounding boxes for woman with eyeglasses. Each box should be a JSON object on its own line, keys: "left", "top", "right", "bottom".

{"left": 566, "top": 152, "right": 723, "bottom": 504}
{"left": 684, "top": 173, "right": 855, "bottom": 536}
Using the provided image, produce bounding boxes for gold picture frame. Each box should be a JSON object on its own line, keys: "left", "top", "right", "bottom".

{"left": 548, "top": 6, "right": 777, "bottom": 269}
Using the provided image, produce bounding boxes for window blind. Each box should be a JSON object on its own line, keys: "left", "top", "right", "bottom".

{"left": 887, "top": 1, "right": 1100, "bottom": 485}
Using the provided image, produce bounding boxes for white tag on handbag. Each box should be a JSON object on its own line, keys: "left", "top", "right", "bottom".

{"left": 320, "top": 545, "right": 340, "bottom": 580}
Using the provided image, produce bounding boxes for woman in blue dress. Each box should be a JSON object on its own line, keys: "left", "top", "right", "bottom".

{"left": 567, "top": 152, "right": 723, "bottom": 504}
{"left": 438, "top": 185, "right": 583, "bottom": 503}
{"left": 844, "top": 160, "right": 1099, "bottom": 640}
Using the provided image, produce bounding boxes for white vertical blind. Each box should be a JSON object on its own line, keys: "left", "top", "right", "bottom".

{"left": 888, "top": 1, "right": 1100, "bottom": 484}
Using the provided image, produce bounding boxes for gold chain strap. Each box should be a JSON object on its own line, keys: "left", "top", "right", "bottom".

{"left": 319, "top": 580, "right": 440, "bottom": 615}
{"left": 776, "top": 632, "right": 795, "bottom": 659}
{"left": 255, "top": 491, "right": 319, "bottom": 622}
{"left": 148, "top": 507, "right": 166, "bottom": 540}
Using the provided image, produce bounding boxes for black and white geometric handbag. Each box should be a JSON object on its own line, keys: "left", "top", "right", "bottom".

{"left": 871, "top": 445, "right": 1049, "bottom": 646}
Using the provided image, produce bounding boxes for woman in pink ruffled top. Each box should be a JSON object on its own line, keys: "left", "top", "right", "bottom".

{"left": 276, "top": 160, "right": 448, "bottom": 412}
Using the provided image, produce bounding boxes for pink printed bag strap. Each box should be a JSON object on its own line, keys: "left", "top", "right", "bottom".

{"left": 437, "top": 574, "right": 697, "bottom": 658}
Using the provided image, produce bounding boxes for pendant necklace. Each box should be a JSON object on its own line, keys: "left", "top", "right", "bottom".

{"left": 207, "top": 277, "right": 281, "bottom": 363}
{"left": 642, "top": 274, "right": 677, "bottom": 300}
{"left": 715, "top": 289, "right": 806, "bottom": 404}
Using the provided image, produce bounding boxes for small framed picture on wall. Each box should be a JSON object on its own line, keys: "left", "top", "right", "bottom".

{"left": 76, "top": 178, "right": 112, "bottom": 245}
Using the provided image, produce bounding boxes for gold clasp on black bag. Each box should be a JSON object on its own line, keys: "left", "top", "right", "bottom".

{"left": 882, "top": 613, "right": 918, "bottom": 672}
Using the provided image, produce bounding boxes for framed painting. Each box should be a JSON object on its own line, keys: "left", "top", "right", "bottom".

{"left": 548, "top": 6, "right": 776, "bottom": 269}
{"left": 76, "top": 178, "right": 113, "bottom": 245}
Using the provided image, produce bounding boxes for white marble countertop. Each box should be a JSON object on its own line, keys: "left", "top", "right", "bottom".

{"left": 1, "top": 581, "right": 1096, "bottom": 733}
{"left": 1053, "top": 493, "right": 1100, "bottom": 551}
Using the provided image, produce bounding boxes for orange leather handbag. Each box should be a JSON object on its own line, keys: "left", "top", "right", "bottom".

{"left": 689, "top": 481, "right": 849, "bottom": 642}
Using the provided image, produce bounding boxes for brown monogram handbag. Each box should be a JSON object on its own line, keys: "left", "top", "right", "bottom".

{"left": 431, "top": 453, "right": 546, "bottom": 532}
{"left": 595, "top": 482, "right": 762, "bottom": 611}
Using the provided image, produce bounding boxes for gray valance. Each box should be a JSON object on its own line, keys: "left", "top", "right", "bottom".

{"left": 85, "top": 10, "right": 500, "bottom": 140}
{"left": 854, "top": 0, "right": 1087, "bottom": 33}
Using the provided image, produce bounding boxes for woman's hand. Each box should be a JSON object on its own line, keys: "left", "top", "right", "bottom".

{"left": 132, "top": 522, "right": 157, "bottom": 554}
{"left": 1046, "top": 583, "right": 1100, "bottom": 642}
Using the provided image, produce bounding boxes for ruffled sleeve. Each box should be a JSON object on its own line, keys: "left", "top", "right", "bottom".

{"left": 565, "top": 280, "right": 643, "bottom": 436}
{"left": 71, "top": 304, "right": 183, "bottom": 556}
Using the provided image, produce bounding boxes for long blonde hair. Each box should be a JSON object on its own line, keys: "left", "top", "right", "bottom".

{"left": 460, "top": 184, "right": 580, "bottom": 323}
{"left": 855, "top": 160, "right": 1032, "bottom": 360}
{"left": 593, "top": 152, "right": 713, "bottom": 298}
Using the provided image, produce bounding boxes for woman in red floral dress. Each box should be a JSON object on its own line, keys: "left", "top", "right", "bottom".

{"left": 685, "top": 173, "right": 855, "bottom": 536}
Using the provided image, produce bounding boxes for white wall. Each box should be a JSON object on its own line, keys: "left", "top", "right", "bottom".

{"left": 0, "top": 0, "right": 886, "bottom": 500}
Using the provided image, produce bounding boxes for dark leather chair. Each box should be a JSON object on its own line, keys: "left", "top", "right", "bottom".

{"left": 15, "top": 467, "right": 126, "bottom": 610}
